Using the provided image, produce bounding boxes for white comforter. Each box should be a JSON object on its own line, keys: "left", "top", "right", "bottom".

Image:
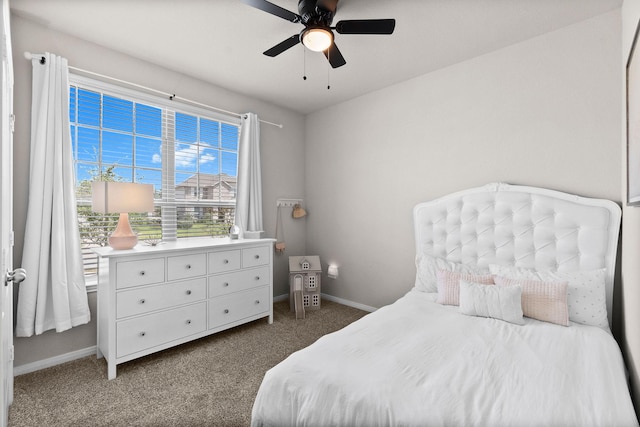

{"left": 251, "top": 291, "right": 639, "bottom": 427}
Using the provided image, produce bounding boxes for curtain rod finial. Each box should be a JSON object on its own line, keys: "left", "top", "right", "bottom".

{"left": 24, "top": 51, "right": 46, "bottom": 64}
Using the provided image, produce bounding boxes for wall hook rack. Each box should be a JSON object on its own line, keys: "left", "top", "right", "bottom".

{"left": 276, "top": 198, "right": 303, "bottom": 208}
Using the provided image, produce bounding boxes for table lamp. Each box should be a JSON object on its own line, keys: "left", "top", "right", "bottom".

{"left": 91, "top": 181, "right": 155, "bottom": 250}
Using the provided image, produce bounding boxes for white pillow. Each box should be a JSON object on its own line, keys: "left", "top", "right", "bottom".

{"left": 459, "top": 280, "right": 524, "bottom": 325}
{"left": 489, "top": 264, "right": 608, "bottom": 329}
{"left": 414, "top": 253, "right": 489, "bottom": 293}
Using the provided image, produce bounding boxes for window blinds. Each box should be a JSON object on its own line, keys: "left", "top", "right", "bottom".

{"left": 69, "top": 78, "right": 240, "bottom": 280}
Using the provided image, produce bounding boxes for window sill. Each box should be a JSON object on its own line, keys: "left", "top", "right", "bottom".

{"left": 85, "top": 277, "right": 97, "bottom": 294}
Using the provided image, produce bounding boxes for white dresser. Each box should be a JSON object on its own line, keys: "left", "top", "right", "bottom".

{"left": 93, "top": 238, "right": 275, "bottom": 379}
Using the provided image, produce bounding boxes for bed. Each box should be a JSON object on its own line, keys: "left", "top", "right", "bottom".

{"left": 251, "top": 183, "right": 639, "bottom": 427}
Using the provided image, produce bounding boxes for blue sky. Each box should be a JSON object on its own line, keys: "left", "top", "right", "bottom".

{"left": 70, "top": 87, "right": 239, "bottom": 195}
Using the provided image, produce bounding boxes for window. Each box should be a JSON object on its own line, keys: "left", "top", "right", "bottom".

{"left": 70, "top": 76, "right": 240, "bottom": 280}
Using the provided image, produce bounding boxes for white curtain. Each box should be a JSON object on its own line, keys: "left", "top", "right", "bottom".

{"left": 235, "top": 113, "right": 263, "bottom": 238}
{"left": 16, "top": 53, "right": 90, "bottom": 337}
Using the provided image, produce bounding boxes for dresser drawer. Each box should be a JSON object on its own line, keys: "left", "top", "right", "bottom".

{"left": 116, "top": 302, "right": 207, "bottom": 358}
{"left": 208, "top": 266, "right": 270, "bottom": 297}
{"left": 209, "top": 286, "right": 270, "bottom": 329}
{"left": 208, "top": 249, "right": 241, "bottom": 273}
{"left": 167, "top": 253, "right": 206, "bottom": 281}
{"left": 116, "top": 258, "right": 165, "bottom": 289}
{"left": 116, "top": 278, "right": 207, "bottom": 319}
{"left": 242, "top": 246, "right": 270, "bottom": 268}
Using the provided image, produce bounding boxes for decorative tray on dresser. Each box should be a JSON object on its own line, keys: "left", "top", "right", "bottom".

{"left": 93, "top": 238, "right": 275, "bottom": 379}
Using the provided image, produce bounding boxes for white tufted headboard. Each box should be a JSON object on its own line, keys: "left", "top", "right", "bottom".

{"left": 414, "top": 183, "right": 622, "bottom": 323}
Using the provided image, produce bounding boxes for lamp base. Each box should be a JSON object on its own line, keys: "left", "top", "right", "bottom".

{"left": 109, "top": 213, "right": 138, "bottom": 250}
{"left": 108, "top": 235, "right": 138, "bottom": 250}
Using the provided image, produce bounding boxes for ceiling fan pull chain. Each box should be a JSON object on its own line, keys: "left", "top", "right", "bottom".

{"left": 327, "top": 53, "right": 331, "bottom": 90}
{"left": 303, "top": 47, "right": 307, "bottom": 81}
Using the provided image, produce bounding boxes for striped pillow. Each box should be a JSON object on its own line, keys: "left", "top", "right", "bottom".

{"left": 436, "top": 270, "right": 494, "bottom": 306}
{"left": 494, "top": 276, "right": 569, "bottom": 326}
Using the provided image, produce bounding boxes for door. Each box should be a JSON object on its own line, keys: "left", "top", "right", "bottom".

{"left": 0, "top": 0, "right": 13, "bottom": 424}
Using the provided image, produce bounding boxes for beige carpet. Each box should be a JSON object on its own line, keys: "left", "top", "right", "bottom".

{"left": 8, "top": 300, "right": 367, "bottom": 427}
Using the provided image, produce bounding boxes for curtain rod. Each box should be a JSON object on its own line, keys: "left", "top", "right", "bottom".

{"left": 23, "top": 51, "right": 283, "bottom": 129}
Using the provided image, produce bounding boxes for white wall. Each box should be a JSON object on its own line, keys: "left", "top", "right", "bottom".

{"left": 10, "top": 14, "right": 307, "bottom": 368}
{"left": 622, "top": 0, "right": 640, "bottom": 413}
{"left": 306, "top": 12, "right": 622, "bottom": 311}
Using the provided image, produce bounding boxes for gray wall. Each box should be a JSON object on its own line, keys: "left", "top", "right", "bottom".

{"left": 622, "top": 0, "right": 640, "bottom": 413}
{"left": 305, "top": 12, "right": 622, "bottom": 312}
{"left": 11, "top": 14, "right": 307, "bottom": 368}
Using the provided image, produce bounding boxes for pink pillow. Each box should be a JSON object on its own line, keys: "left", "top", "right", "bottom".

{"left": 436, "top": 270, "right": 494, "bottom": 306}
{"left": 494, "top": 276, "right": 569, "bottom": 326}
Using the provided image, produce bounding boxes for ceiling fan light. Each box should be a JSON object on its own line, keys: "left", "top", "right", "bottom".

{"left": 302, "top": 28, "right": 333, "bottom": 52}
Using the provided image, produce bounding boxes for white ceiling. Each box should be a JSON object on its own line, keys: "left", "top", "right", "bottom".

{"left": 10, "top": 0, "right": 622, "bottom": 115}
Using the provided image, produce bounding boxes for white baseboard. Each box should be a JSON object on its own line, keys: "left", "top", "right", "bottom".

{"left": 321, "top": 293, "right": 377, "bottom": 313}
{"left": 273, "top": 293, "right": 289, "bottom": 302}
{"left": 14, "top": 346, "right": 97, "bottom": 376}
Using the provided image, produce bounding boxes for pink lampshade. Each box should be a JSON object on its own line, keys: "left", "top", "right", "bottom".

{"left": 91, "top": 182, "right": 155, "bottom": 214}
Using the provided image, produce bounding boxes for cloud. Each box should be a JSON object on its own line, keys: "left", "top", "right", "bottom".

{"left": 151, "top": 143, "right": 162, "bottom": 164}
{"left": 200, "top": 153, "right": 216, "bottom": 164}
{"left": 175, "top": 143, "right": 216, "bottom": 169}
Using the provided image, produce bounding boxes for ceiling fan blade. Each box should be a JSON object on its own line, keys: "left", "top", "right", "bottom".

{"left": 241, "top": 0, "right": 301, "bottom": 23}
{"left": 335, "top": 19, "right": 396, "bottom": 35}
{"left": 263, "top": 35, "right": 301, "bottom": 57}
{"left": 323, "top": 42, "right": 346, "bottom": 68}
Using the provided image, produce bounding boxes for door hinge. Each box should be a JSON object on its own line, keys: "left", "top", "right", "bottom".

{"left": 8, "top": 345, "right": 13, "bottom": 362}
{"left": 9, "top": 114, "right": 14, "bottom": 133}
{"left": 9, "top": 230, "right": 13, "bottom": 247}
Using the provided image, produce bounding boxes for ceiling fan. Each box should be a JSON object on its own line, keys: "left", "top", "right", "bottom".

{"left": 241, "top": 0, "right": 396, "bottom": 68}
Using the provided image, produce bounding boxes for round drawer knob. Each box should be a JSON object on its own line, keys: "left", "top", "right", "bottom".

{"left": 255, "top": 300, "right": 260, "bottom": 304}
{"left": 140, "top": 299, "right": 146, "bottom": 304}
{"left": 223, "top": 259, "right": 229, "bottom": 264}
{"left": 224, "top": 309, "right": 229, "bottom": 314}
{"left": 186, "top": 290, "right": 192, "bottom": 295}
{"left": 254, "top": 255, "right": 260, "bottom": 259}
{"left": 255, "top": 276, "right": 260, "bottom": 281}
{"left": 140, "top": 332, "right": 146, "bottom": 337}
{"left": 223, "top": 282, "right": 229, "bottom": 287}
{"left": 186, "top": 320, "right": 191, "bottom": 325}
{"left": 140, "top": 271, "right": 146, "bottom": 276}
{"left": 186, "top": 264, "right": 191, "bottom": 269}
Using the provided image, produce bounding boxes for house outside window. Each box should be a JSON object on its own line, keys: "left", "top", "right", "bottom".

{"left": 69, "top": 75, "right": 240, "bottom": 282}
